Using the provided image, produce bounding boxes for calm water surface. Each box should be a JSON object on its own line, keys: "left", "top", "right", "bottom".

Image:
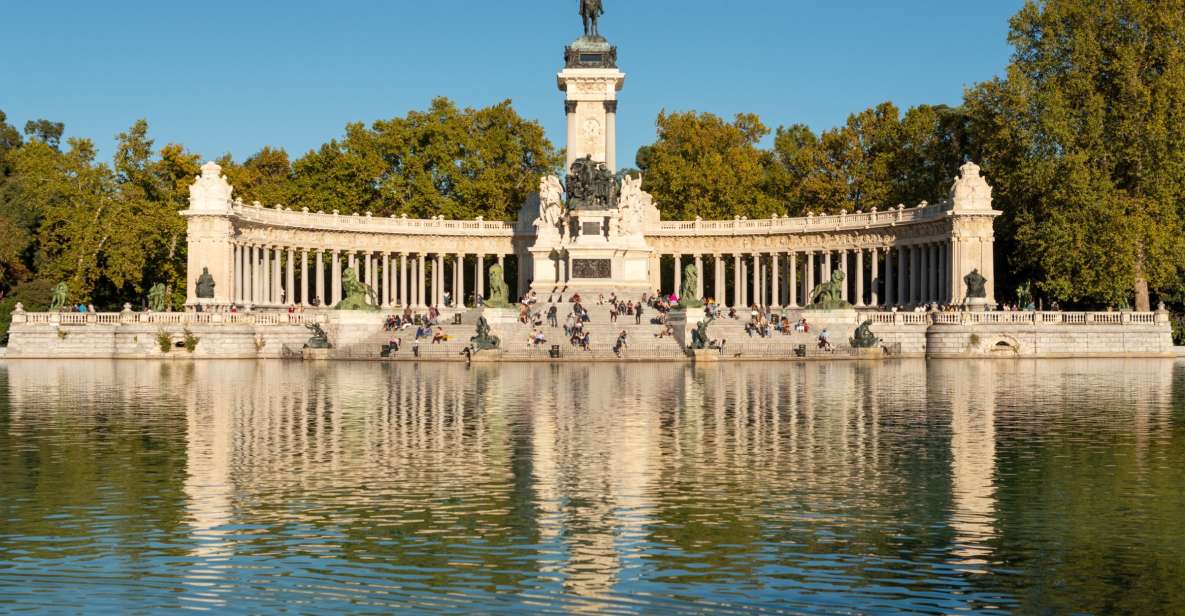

{"left": 0, "top": 359, "right": 1182, "bottom": 614}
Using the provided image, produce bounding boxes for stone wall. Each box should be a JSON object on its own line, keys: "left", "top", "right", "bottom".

{"left": 4, "top": 309, "right": 1172, "bottom": 361}
{"left": 5, "top": 323, "right": 310, "bottom": 359}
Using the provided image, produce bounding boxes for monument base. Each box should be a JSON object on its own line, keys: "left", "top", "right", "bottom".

{"left": 964, "top": 298, "right": 991, "bottom": 312}
{"left": 302, "top": 348, "right": 332, "bottom": 361}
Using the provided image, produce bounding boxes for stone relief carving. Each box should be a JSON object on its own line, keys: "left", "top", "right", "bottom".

{"left": 950, "top": 161, "right": 994, "bottom": 211}
{"left": 188, "top": 161, "right": 233, "bottom": 213}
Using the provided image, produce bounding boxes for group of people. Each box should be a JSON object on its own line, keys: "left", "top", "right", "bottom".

{"left": 384, "top": 306, "right": 441, "bottom": 332}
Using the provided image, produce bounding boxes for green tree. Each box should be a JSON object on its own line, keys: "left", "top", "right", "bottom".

{"left": 23, "top": 119, "right": 64, "bottom": 150}
{"left": 966, "top": 0, "right": 1185, "bottom": 309}
{"left": 288, "top": 98, "right": 560, "bottom": 219}
{"left": 638, "top": 110, "right": 777, "bottom": 220}
{"left": 219, "top": 146, "right": 295, "bottom": 207}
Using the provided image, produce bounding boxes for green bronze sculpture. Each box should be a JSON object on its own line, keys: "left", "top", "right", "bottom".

{"left": 850, "top": 319, "right": 881, "bottom": 349}
{"left": 964, "top": 269, "right": 987, "bottom": 299}
{"left": 690, "top": 317, "right": 721, "bottom": 350}
{"left": 195, "top": 267, "right": 215, "bottom": 299}
{"left": 676, "top": 263, "right": 704, "bottom": 309}
{"left": 580, "top": 0, "right": 604, "bottom": 38}
{"left": 809, "top": 271, "right": 852, "bottom": 310}
{"left": 485, "top": 264, "right": 510, "bottom": 308}
{"left": 147, "top": 283, "right": 169, "bottom": 312}
{"left": 470, "top": 315, "right": 501, "bottom": 351}
{"left": 50, "top": 282, "right": 68, "bottom": 311}
{"left": 335, "top": 267, "right": 379, "bottom": 311}
{"left": 304, "top": 323, "right": 331, "bottom": 349}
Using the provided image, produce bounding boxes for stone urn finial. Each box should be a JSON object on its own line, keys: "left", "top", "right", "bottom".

{"left": 122, "top": 303, "right": 133, "bottom": 313}
{"left": 13, "top": 302, "right": 24, "bottom": 313}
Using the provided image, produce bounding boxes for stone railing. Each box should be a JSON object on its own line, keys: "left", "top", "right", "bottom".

{"left": 10, "top": 305, "right": 328, "bottom": 327}
{"left": 862, "top": 310, "right": 1168, "bottom": 326}
{"left": 231, "top": 203, "right": 522, "bottom": 236}
{"left": 649, "top": 202, "right": 949, "bottom": 237}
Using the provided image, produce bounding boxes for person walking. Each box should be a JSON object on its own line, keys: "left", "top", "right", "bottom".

{"left": 635, "top": 304, "right": 643, "bottom": 325}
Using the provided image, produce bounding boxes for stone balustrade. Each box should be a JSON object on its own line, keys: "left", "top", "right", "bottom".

{"left": 231, "top": 202, "right": 522, "bottom": 236}
{"left": 650, "top": 201, "right": 947, "bottom": 237}
{"left": 10, "top": 305, "right": 329, "bottom": 327}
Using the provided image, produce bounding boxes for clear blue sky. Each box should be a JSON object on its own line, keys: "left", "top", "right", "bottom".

{"left": 0, "top": 1, "right": 1024, "bottom": 168}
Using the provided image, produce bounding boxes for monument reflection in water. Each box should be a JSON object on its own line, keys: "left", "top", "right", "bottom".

{"left": 0, "top": 360, "right": 1183, "bottom": 614}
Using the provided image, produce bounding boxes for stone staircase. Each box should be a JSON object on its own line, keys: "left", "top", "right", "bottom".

{"left": 491, "top": 303, "right": 687, "bottom": 360}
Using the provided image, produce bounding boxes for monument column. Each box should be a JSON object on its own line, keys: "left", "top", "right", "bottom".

{"left": 855, "top": 248, "right": 865, "bottom": 307}
{"left": 788, "top": 252, "right": 799, "bottom": 308}
{"left": 565, "top": 101, "right": 579, "bottom": 170}
{"left": 286, "top": 248, "right": 295, "bottom": 306}
{"left": 400, "top": 253, "right": 409, "bottom": 307}
{"left": 673, "top": 254, "right": 682, "bottom": 297}
{"left": 299, "top": 249, "right": 308, "bottom": 306}
{"left": 751, "top": 254, "right": 759, "bottom": 307}
{"left": 436, "top": 254, "right": 445, "bottom": 307}
{"left": 456, "top": 254, "right": 466, "bottom": 307}
{"left": 840, "top": 250, "right": 849, "bottom": 303}
{"left": 559, "top": 38, "right": 625, "bottom": 171}
{"left": 315, "top": 250, "right": 325, "bottom": 306}
{"left": 418, "top": 254, "right": 427, "bottom": 308}
{"left": 770, "top": 252, "right": 780, "bottom": 309}
{"left": 806, "top": 252, "right": 816, "bottom": 304}
{"left": 694, "top": 254, "right": 704, "bottom": 301}
{"left": 382, "top": 253, "right": 391, "bottom": 307}
{"left": 870, "top": 247, "right": 880, "bottom": 307}
{"left": 273, "top": 247, "right": 282, "bottom": 304}
{"left": 604, "top": 101, "right": 618, "bottom": 172}
{"left": 260, "top": 247, "right": 270, "bottom": 305}
{"left": 897, "top": 246, "right": 907, "bottom": 306}
{"left": 732, "top": 254, "right": 742, "bottom": 307}
{"left": 331, "top": 250, "right": 342, "bottom": 306}
{"left": 476, "top": 254, "right": 485, "bottom": 301}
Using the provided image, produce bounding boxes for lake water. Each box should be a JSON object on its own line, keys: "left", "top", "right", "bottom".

{"left": 0, "top": 359, "right": 1182, "bottom": 614}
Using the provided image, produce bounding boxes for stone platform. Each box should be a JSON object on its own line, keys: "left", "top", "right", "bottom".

{"left": 3, "top": 308, "right": 1173, "bottom": 361}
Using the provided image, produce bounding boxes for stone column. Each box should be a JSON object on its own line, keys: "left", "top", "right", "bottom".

{"left": 694, "top": 254, "right": 704, "bottom": 301}
{"left": 233, "top": 244, "right": 242, "bottom": 303}
{"left": 259, "top": 247, "right": 269, "bottom": 305}
{"left": 840, "top": 250, "right": 849, "bottom": 302}
{"left": 286, "top": 248, "right": 295, "bottom": 306}
{"left": 770, "top": 252, "right": 780, "bottom": 309}
{"left": 788, "top": 252, "right": 799, "bottom": 308}
{"left": 806, "top": 252, "right": 816, "bottom": 305}
{"left": 750, "top": 254, "right": 759, "bottom": 307}
{"left": 673, "top": 254, "right": 682, "bottom": 297}
{"left": 331, "top": 250, "right": 342, "bottom": 306}
{"left": 456, "top": 254, "right": 466, "bottom": 308}
{"left": 715, "top": 255, "right": 725, "bottom": 304}
{"left": 564, "top": 101, "right": 579, "bottom": 171}
{"left": 273, "top": 247, "right": 282, "bottom": 304}
{"left": 348, "top": 252, "right": 356, "bottom": 272}
{"left": 604, "top": 101, "right": 617, "bottom": 173}
{"left": 870, "top": 247, "right": 880, "bottom": 307}
{"left": 315, "top": 250, "right": 325, "bottom": 306}
{"left": 855, "top": 248, "right": 865, "bottom": 307}
{"left": 884, "top": 247, "right": 894, "bottom": 307}
{"left": 891, "top": 244, "right": 900, "bottom": 303}
{"left": 476, "top": 254, "right": 485, "bottom": 301}
{"left": 909, "top": 245, "right": 920, "bottom": 305}
{"left": 299, "top": 249, "right": 308, "bottom": 306}
{"left": 930, "top": 244, "right": 940, "bottom": 305}
{"left": 382, "top": 253, "right": 391, "bottom": 307}
{"left": 732, "top": 254, "right": 742, "bottom": 307}
{"left": 400, "top": 253, "right": 409, "bottom": 307}
{"left": 436, "top": 254, "right": 445, "bottom": 307}
{"left": 418, "top": 254, "right": 427, "bottom": 308}
{"left": 363, "top": 253, "right": 372, "bottom": 300}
